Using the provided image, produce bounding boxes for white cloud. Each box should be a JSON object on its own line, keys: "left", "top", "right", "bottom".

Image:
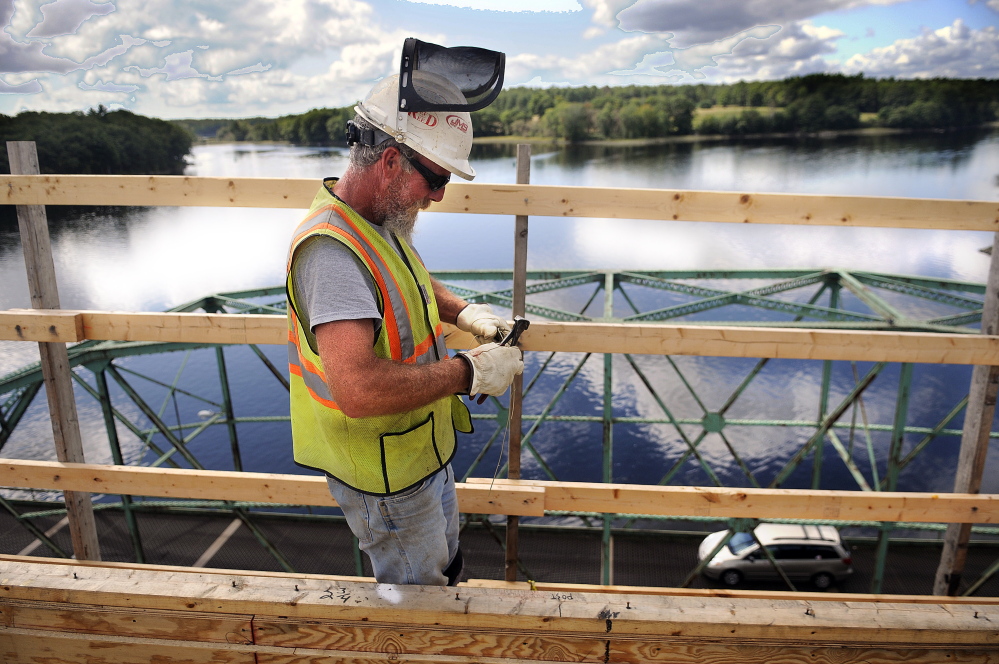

{"left": 124, "top": 50, "right": 222, "bottom": 81}
{"left": 614, "top": 0, "right": 906, "bottom": 45}
{"left": 26, "top": 0, "right": 114, "bottom": 38}
{"left": 401, "top": 0, "right": 581, "bottom": 10}
{"left": 579, "top": 0, "right": 638, "bottom": 27}
{"left": 606, "top": 22, "right": 843, "bottom": 81}
{"left": 78, "top": 77, "right": 137, "bottom": 92}
{"left": 507, "top": 33, "right": 664, "bottom": 84}
{"left": 1, "top": 0, "right": 426, "bottom": 115}
{"left": 844, "top": 19, "right": 999, "bottom": 77}
{"left": 969, "top": 0, "right": 999, "bottom": 13}
{"left": 0, "top": 76, "right": 44, "bottom": 93}
{"left": 671, "top": 25, "right": 782, "bottom": 77}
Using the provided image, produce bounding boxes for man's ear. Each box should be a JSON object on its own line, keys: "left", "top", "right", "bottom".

{"left": 379, "top": 146, "right": 403, "bottom": 176}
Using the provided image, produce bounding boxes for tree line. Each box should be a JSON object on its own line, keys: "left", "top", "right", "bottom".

{"left": 1, "top": 106, "right": 193, "bottom": 175}
{"left": 177, "top": 74, "right": 998, "bottom": 146}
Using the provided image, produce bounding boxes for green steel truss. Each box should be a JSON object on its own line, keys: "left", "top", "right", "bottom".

{"left": 2, "top": 270, "right": 997, "bottom": 594}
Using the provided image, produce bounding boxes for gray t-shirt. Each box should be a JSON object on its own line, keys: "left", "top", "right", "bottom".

{"left": 292, "top": 222, "right": 417, "bottom": 340}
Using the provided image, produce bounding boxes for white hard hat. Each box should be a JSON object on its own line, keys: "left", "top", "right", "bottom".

{"left": 356, "top": 72, "right": 475, "bottom": 180}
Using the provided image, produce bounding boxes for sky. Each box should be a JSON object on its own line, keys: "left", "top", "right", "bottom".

{"left": 0, "top": 0, "right": 997, "bottom": 120}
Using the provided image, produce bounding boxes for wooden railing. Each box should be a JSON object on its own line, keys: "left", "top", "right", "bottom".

{"left": 2, "top": 173, "right": 997, "bottom": 230}
{"left": 2, "top": 162, "right": 998, "bottom": 595}
{"left": 3, "top": 458, "right": 997, "bottom": 524}
{"left": 3, "top": 308, "right": 999, "bottom": 363}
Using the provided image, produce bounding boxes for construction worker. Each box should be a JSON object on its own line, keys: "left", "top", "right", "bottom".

{"left": 286, "top": 69, "right": 522, "bottom": 586}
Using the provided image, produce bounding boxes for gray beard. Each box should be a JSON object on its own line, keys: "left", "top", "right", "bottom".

{"left": 373, "top": 174, "right": 422, "bottom": 243}
{"left": 381, "top": 207, "right": 418, "bottom": 244}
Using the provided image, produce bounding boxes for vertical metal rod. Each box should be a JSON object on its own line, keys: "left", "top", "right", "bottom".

{"left": 813, "top": 286, "right": 839, "bottom": 490}
{"left": 7, "top": 140, "right": 101, "bottom": 562}
{"left": 769, "top": 363, "right": 887, "bottom": 488}
{"left": 0, "top": 383, "right": 42, "bottom": 452}
{"left": 935, "top": 232, "right": 999, "bottom": 596}
{"left": 601, "top": 272, "right": 614, "bottom": 586}
{"left": 249, "top": 344, "right": 290, "bottom": 390}
{"left": 69, "top": 371, "right": 182, "bottom": 469}
{"left": 107, "top": 366, "right": 205, "bottom": 469}
{"left": 505, "top": 143, "right": 530, "bottom": 582}
{"left": 0, "top": 495, "right": 70, "bottom": 558}
{"left": 215, "top": 347, "right": 243, "bottom": 472}
{"left": 94, "top": 367, "right": 145, "bottom": 563}
{"left": 871, "top": 362, "right": 913, "bottom": 594}
{"left": 231, "top": 507, "right": 296, "bottom": 573}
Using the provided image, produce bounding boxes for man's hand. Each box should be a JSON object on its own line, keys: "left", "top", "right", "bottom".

{"left": 457, "top": 343, "right": 523, "bottom": 396}
{"left": 456, "top": 303, "right": 512, "bottom": 345}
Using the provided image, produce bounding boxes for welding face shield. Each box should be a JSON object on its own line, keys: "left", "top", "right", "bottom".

{"left": 351, "top": 38, "right": 506, "bottom": 180}
{"left": 397, "top": 38, "right": 505, "bottom": 113}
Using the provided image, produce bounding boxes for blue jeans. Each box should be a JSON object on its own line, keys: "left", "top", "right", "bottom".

{"left": 327, "top": 464, "right": 461, "bottom": 585}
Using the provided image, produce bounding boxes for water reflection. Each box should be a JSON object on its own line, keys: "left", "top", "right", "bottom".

{"left": 1, "top": 131, "right": 998, "bottom": 494}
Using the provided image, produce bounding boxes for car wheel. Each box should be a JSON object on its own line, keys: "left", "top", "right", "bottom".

{"left": 812, "top": 572, "right": 834, "bottom": 590}
{"left": 721, "top": 569, "right": 743, "bottom": 587}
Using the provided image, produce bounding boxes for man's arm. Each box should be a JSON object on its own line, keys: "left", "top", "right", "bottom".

{"left": 430, "top": 276, "right": 467, "bottom": 325}
{"left": 315, "top": 318, "right": 471, "bottom": 419}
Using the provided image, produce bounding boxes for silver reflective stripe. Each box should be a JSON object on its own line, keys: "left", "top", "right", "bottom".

{"left": 288, "top": 340, "right": 334, "bottom": 401}
{"left": 318, "top": 211, "right": 417, "bottom": 360}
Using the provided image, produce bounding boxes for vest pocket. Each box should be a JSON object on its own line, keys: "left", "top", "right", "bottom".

{"left": 379, "top": 412, "right": 441, "bottom": 495}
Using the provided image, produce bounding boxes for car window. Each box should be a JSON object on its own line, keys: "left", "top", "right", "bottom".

{"left": 728, "top": 532, "right": 756, "bottom": 554}
{"left": 804, "top": 545, "right": 838, "bottom": 559}
{"left": 772, "top": 544, "right": 810, "bottom": 560}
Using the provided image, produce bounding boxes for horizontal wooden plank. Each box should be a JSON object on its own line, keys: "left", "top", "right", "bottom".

{"left": 0, "top": 310, "right": 82, "bottom": 342}
{"left": 524, "top": 321, "right": 999, "bottom": 365}
{"left": 8, "top": 554, "right": 996, "bottom": 606}
{"left": 3, "top": 598, "right": 252, "bottom": 643}
{"left": 0, "top": 560, "right": 996, "bottom": 646}
{"left": 0, "top": 174, "right": 318, "bottom": 209}
{"left": 81, "top": 311, "right": 285, "bottom": 345}
{"left": 2, "top": 459, "right": 996, "bottom": 524}
{"left": 0, "top": 629, "right": 256, "bottom": 664}
{"left": 0, "top": 460, "right": 545, "bottom": 517}
{"left": 5, "top": 627, "right": 994, "bottom": 664}
{"left": 440, "top": 182, "right": 999, "bottom": 231}
{"left": 2, "top": 175, "right": 996, "bottom": 231}
{"left": 3, "top": 309, "right": 999, "bottom": 365}
{"left": 466, "top": 478, "right": 999, "bottom": 524}
{"left": 461, "top": 579, "right": 999, "bottom": 605}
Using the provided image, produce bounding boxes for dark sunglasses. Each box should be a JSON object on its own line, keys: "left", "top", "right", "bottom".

{"left": 402, "top": 152, "right": 450, "bottom": 192}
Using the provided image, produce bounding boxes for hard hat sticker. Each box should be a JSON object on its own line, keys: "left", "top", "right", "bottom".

{"left": 446, "top": 115, "right": 469, "bottom": 133}
{"left": 409, "top": 112, "right": 438, "bottom": 128}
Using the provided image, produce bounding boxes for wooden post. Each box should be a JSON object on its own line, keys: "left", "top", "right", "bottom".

{"left": 7, "top": 142, "right": 101, "bottom": 561}
{"left": 505, "top": 144, "right": 530, "bottom": 582}
{"left": 933, "top": 231, "right": 999, "bottom": 595}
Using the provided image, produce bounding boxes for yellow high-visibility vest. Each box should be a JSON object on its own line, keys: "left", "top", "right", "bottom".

{"left": 286, "top": 179, "right": 471, "bottom": 495}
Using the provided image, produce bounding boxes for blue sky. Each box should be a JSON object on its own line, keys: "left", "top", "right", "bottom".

{"left": 1, "top": 0, "right": 997, "bottom": 119}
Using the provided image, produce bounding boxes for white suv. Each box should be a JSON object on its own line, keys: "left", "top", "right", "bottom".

{"left": 697, "top": 523, "right": 854, "bottom": 589}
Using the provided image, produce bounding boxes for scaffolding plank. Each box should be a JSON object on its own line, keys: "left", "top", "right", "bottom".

{"left": 2, "top": 175, "right": 997, "bottom": 231}
{"left": 0, "top": 310, "right": 83, "bottom": 342}
{"left": 4, "top": 309, "right": 999, "bottom": 365}
{"left": 0, "top": 630, "right": 255, "bottom": 664}
{"left": 3, "top": 459, "right": 998, "bottom": 523}
{"left": 462, "top": 579, "right": 999, "bottom": 605}
{"left": 0, "top": 459, "right": 547, "bottom": 517}
{"left": 463, "top": 478, "right": 999, "bottom": 524}
{"left": 2, "top": 598, "right": 252, "bottom": 642}
{"left": 0, "top": 559, "right": 996, "bottom": 664}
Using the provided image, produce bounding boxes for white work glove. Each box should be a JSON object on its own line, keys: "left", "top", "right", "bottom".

{"left": 457, "top": 343, "right": 524, "bottom": 396}
{"left": 456, "top": 303, "right": 512, "bottom": 345}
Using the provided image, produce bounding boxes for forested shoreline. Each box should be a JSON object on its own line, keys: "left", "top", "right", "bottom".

{"left": 0, "top": 106, "right": 192, "bottom": 175}
{"left": 1, "top": 75, "right": 996, "bottom": 179}
{"left": 179, "top": 74, "right": 999, "bottom": 146}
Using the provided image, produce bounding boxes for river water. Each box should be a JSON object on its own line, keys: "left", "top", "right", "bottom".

{"left": 2, "top": 128, "right": 998, "bottom": 495}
